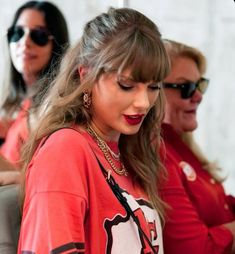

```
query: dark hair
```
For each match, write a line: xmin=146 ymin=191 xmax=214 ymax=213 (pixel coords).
xmin=2 ymin=1 xmax=69 ymax=117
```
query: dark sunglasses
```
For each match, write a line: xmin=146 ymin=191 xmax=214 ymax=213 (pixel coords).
xmin=7 ymin=26 xmax=53 ymax=46
xmin=163 ymin=77 xmax=209 ymax=99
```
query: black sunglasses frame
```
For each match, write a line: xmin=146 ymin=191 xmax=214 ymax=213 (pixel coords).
xmin=163 ymin=77 xmax=209 ymax=99
xmin=7 ymin=25 xmax=53 ymax=47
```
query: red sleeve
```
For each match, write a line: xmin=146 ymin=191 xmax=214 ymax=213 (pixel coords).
xmin=19 ymin=192 xmax=86 ymax=253
xmin=160 ymin=155 xmax=233 ymax=254
xmin=18 ymin=129 xmax=89 ymax=253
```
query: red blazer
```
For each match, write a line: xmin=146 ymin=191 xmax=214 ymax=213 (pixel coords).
xmin=160 ymin=123 xmax=235 ymax=254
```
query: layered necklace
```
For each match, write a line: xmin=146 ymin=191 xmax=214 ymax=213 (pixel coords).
xmin=86 ymin=124 xmax=128 ymax=176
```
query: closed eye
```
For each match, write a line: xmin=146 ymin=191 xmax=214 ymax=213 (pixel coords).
xmin=148 ymin=83 xmax=161 ymax=90
xmin=117 ymin=81 xmax=133 ymax=91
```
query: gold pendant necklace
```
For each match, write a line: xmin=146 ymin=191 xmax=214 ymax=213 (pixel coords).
xmin=86 ymin=124 xmax=128 ymax=176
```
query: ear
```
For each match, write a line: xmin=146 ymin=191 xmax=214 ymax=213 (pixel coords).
xmin=78 ymin=65 xmax=88 ymax=82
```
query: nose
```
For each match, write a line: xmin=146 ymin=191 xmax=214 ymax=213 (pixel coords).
xmin=191 ymin=89 xmax=202 ymax=103
xmin=133 ymin=88 xmax=150 ymax=111
xmin=19 ymin=30 xmax=32 ymax=47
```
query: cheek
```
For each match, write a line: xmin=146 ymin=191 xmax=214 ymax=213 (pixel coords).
xmin=93 ymin=84 xmax=127 ymax=108
xmin=165 ymin=90 xmax=184 ymax=111
xmin=9 ymin=44 xmax=17 ymax=63
xmin=149 ymin=92 xmax=159 ymax=107
xmin=165 ymin=97 xmax=185 ymax=118
xmin=38 ymin=45 xmax=53 ymax=65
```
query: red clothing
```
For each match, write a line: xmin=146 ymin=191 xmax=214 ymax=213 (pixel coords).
xmin=160 ymin=123 xmax=235 ymax=254
xmin=0 ymin=100 xmax=31 ymax=165
xmin=18 ymin=128 xmax=163 ymax=254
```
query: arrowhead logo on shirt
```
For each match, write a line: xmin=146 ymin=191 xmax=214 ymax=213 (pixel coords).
xmin=103 ymin=190 xmax=163 ymax=254
xmin=179 ymin=161 xmax=197 ymax=181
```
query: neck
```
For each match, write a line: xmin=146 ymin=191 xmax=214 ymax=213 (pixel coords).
xmin=23 ymin=73 xmax=38 ymax=87
xmin=86 ymin=123 xmax=127 ymax=176
xmin=89 ymin=121 xmax=120 ymax=142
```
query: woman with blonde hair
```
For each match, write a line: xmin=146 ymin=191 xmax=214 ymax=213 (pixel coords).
xmin=18 ymin=7 xmax=170 ymax=253
xmin=160 ymin=39 xmax=235 ymax=254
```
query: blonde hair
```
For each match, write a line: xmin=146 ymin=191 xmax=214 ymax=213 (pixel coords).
xmin=163 ymin=39 xmax=206 ymax=75
xmin=181 ymin=132 xmax=225 ymax=182
xmin=22 ymin=8 xmax=170 ymax=220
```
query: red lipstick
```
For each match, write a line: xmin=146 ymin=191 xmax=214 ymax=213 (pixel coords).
xmin=124 ymin=114 xmax=144 ymax=125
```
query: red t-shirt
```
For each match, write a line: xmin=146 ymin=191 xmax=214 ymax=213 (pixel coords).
xmin=160 ymin=123 xmax=235 ymax=254
xmin=18 ymin=127 xmax=163 ymax=254
xmin=0 ymin=99 xmax=31 ymax=166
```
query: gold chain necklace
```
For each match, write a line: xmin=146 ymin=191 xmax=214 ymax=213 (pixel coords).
xmin=86 ymin=124 xmax=128 ymax=176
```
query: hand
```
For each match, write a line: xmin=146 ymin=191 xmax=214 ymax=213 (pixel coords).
xmin=0 ymin=119 xmax=13 ymax=138
xmin=0 ymin=155 xmax=18 ymax=171
xmin=223 ymin=221 xmax=235 ymax=253
xmin=0 ymin=171 xmax=22 ymax=185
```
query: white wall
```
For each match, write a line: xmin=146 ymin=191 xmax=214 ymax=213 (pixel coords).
xmin=1 ymin=0 xmax=235 ymax=194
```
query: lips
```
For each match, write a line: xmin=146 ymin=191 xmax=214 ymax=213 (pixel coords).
xmin=21 ymin=54 xmax=37 ymax=60
xmin=17 ymin=51 xmax=37 ymax=60
xmin=123 ymin=114 xmax=144 ymax=125
xmin=186 ymin=109 xmax=196 ymax=114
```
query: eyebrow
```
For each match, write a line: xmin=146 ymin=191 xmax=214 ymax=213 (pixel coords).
xmin=118 ymin=75 xmax=133 ymax=81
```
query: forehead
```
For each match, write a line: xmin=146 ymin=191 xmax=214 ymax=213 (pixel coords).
xmin=165 ymin=56 xmax=200 ymax=82
xmin=16 ymin=9 xmax=46 ymax=28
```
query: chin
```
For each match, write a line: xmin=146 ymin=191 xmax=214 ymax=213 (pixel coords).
xmin=185 ymin=122 xmax=198 ymax=132
xmin=122 ymin=126 xmax=141 ymax=136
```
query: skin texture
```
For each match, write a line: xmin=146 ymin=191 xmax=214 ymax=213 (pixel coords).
xmin=163 ymin=56 xmax=202 ymax=134
xmin=9 ymin=9 xmax=53 ymax=86
xmin=90 ymin=70 xmax=160 ymax=141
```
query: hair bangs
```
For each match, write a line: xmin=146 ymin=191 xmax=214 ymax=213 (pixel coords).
xmin=99 ymin=27 xmax=170 ymax=83
xmin=116 ymin=29 xmax=170 ymax=83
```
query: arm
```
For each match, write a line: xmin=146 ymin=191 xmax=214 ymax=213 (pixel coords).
xmin=0 ymin=112 xmax=29 ymax=169
xmin=160 ymin=155 xmax=234 ymax=254
xmin=18 ymin=129 xmax=88 ymax=253
xmin=0 ymin=119 xmax=13 ymax=139
xmin=0 ymin=171 xmax=21 ymax=185
xmin=224 ymin=222 xmax=235 ymax=253
xmin=0 ymin=155 xmax=18 ymax=171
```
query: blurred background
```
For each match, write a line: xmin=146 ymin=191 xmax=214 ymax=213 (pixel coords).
xmin=1 ymin=0 xmax=235 ymax=194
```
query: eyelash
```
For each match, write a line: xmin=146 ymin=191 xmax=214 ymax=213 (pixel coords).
xmin=117 ymin=81 xmax=161 ymax=91
xmin=117 ymin=81 xmax=133 ymax=91
xmin=149 ymin=85 xmax=161 ymax=90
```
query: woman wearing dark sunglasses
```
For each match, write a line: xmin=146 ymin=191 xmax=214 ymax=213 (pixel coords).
xmin=0 ymin=1 xmax=69 ymax=253
xmin=0 ymin=0 xmax=69 ymax=144
xmin=160 ymin=39 xmax=235 ymax=254
xmin=0 ymin=0 xmax=69 ymax=172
